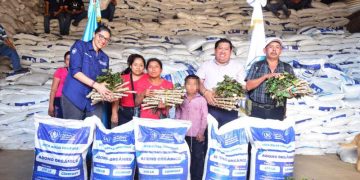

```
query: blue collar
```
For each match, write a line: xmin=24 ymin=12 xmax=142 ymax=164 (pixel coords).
xmin=85 ymin=40 xmax=95 ymax=52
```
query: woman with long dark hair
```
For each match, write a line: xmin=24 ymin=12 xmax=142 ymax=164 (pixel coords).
xmin=135 ymin=58 xmax=174 ymax=119
xmin=111 ymin=54 xmax=147 ymax=125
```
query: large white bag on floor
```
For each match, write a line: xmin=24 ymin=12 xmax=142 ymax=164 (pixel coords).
xmin=248 ymin=118 xmax=295 ymax=180
xmin=337 ymin=147 xmax=357 ymax=164
xmin=203 ymin=115 xmax=249 ymax=180
xmin=91 ymin=120 xmax=136 ymax=180
xmin=32 ymin=114 xmax=96 ymax=180
xmin=134 ymin=117 xmax=191 ymax=180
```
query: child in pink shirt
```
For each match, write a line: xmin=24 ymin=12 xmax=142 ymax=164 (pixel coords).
xmin=48 ymin=51 xmax=69 ymax=118
xmin=175 ymin=74 xmax=208 ymax=180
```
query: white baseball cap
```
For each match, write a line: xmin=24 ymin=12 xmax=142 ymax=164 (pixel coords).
xmin=264 ymin=37 xmax=283 ymax=48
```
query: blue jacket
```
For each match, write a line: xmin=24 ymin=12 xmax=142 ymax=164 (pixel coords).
xmin=62 ymin=40 xmax=109 ymax=111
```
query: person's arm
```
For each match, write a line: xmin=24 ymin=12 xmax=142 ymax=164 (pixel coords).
xmin=111 ymin=101 xmax=119 ymax=124
xmin=4 ymin=38 xmax=16 ymax=50
xmin=196 ymin=99 xmax=208 ymax=142
xmin=246 ymin=73 xmax=280 ymax=91
xmin=54 ymin=2 xmax=64 ymax=16
xmin=159 ymin=82 xmax=174 ymax=116
xmin=63 ymin=1 xmax=72 ymax=14
xmin=74 ymin=1 xmax=85 ymax=14
xmin=175 ymin=106 xmax=181 ymax=119
xmin=135 ymin=89 xmax=152 ymax=106
xmin=73 ymin=72 xmax=112 ymax=100
xmin=236 ymin=64 xmax=247 ymax=89
xmin=44 ymin=1 xmax=50 ymax=16
xmin=200 ymin=80 xmax=216 ymax=106
xmin=48 ymin=77 xmax=61 ymax=117
xmin=70 ymin=41 xmax=112 ymax=100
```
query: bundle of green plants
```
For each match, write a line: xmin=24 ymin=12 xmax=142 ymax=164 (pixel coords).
xmin=266 ymin=72 xmax=312 ymax=106
xmin=214 ymin=75 xmax=245 ymax=111
xmin=87 ymin=69 xmax=135 ymax=105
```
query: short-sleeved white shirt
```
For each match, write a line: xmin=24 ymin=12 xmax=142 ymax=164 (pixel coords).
xmin=196 ymin=59 xmax=245 ymax=90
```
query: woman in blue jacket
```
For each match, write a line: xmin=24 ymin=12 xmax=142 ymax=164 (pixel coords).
xmin=62 ymin=25 xmax=113 ymax=120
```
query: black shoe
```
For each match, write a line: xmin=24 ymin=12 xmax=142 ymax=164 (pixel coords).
xmin=72 ymin=21 xmax=79 ymax=26
xmin=6 ymin=68 xmax=29 ymax=77
xmin=13 ymin=68 xmax=30 ymax=75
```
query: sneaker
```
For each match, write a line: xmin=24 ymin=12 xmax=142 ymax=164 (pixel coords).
xmin=13 ymin=68 xmax=30 ymax=75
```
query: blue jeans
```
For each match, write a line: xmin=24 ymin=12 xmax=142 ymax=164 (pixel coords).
xmin=101 ymin=3 xmax=116 ymax=21
xmin=0 ymin=44 xmax=21 ymax=71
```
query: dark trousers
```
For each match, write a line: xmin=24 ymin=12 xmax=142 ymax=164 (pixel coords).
xmin=54 ymin=97 xmax=63 ymax=118
xmin=117 ymin=106 xmax=135 ymax=126
xmin=0 ymin=44 xmax=21 ymax=71
xmin=101 ymin=3 xmax=116 ymax=22
xmin=185 ymin=136 xmax=205 ymax=180
xmin=64 ymin=11 xmax=87 ymax=34
xmin=44 ymin=13 xmax=66 ymax=35
xmin=208 ymin=105 xmax=238 ymax=127
xmin=61 ymin=95 xmax=103 ymax=120
xmin=250 ymin=102 xmax=286 ymax=120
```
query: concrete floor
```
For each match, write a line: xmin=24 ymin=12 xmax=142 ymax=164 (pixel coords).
xmin=0 ymin=150 xmax=359 ymax=180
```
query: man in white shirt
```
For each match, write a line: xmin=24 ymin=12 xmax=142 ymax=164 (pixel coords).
xmin=196 ymin=38 xmax=245 ymax=127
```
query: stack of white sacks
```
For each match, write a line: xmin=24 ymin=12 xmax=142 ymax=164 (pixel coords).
xmin=1 ymin=29 xmax=360 ymax=154
xmin=32 ymin=1 xmax=351 ymax=37
xmin=0 ymin=0 xmax=40 ymax=37
xmin=0 ymin=0 xmax=360 ymax=156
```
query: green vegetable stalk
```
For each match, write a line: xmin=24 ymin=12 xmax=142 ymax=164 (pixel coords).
xmin=266 ymin=72 xmax=312 ymax=106
xmin=214 ymin=75 xmax=245 ymax=111
xmin=215 ymin=75 xmax=245 ymax=98
xmin=86 ymin=69 xmax=135 ymax=105
xmin=96 ymin=69 xmax=123 ymax=91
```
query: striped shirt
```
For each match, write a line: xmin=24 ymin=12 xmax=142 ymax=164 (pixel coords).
xmin=0 ymin=24 xmax=7 ymax=45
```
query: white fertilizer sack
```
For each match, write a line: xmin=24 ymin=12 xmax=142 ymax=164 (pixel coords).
xmin=337 ymin=147 xmax=357 ymax=164
xmin=203 ymin=115 xmax=249 ymax=180
xmin=134 ymin=117 xmax=191 ymax=180
xmin=32 ymin=115 xmax=96 ymax=180
xmin=248 ymin=118 xmax=295 ymax=180
xmin=91 ymin=120 xmax=135 ymax=180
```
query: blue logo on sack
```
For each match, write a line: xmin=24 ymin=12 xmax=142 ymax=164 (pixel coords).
xmin=49 ymin=130 xmax=60 ymax=142
xmin=263 ymin=131 xmax=272 ymax=140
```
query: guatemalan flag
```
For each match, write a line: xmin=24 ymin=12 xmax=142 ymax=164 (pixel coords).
xmin=246 ymin=0 xmax=267 ymax=73
xmin=82 ymin=0 xmax=101 ymax=42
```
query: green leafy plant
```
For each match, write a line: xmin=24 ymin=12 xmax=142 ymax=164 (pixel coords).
xmin=96 ymin=69 xmax=122 ymax=91
xmin=266 ymin=72 xmax=312 ymax=106
xmin=215 ymin=75 xmax=245 ymax=98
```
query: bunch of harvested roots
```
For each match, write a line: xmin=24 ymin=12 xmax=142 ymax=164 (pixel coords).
xmin=214 ymin=75 xmax=245 ymax=111
xmin=142 ymin=89 xmax=185 ymax=110
xmin=266 ymin=72 xmax=313 ymax=106
xmin=86 ymin=69 xmax=136 ymax=105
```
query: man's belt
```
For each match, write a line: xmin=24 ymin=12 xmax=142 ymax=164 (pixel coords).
xmin=251 ymin=101 xmax=277 ymax=109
